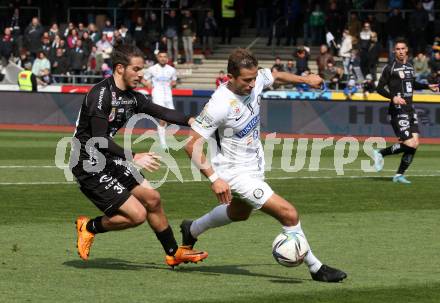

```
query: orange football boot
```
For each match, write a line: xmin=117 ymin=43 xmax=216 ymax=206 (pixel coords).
xmin=165 ymin=245 xmax=208 ymax=268
xmin=75 ymin=216 xmax=95 ymax=261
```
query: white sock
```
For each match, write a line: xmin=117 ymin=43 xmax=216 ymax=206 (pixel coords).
xmin=283 ymin=221 xmax=323 ymax=274
xmin=157 ymin=125 xmax=166 ymax=147
xmin=190 ymin=204 xmax=232 ymax=238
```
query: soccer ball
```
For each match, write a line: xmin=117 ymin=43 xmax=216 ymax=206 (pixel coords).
xmin=272 ymin=232 xmax=310 ymax=267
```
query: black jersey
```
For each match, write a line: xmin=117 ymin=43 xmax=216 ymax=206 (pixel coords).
xmin=72 ymin=76 xmax=189 ymax=166
xmin=377 ymin=60 xmax=428 ymax=111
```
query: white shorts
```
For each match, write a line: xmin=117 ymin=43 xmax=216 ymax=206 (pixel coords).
xmin=222 ymin=173 xmax=274 ymax=209
xmin=153 ymin=98 xmax=175 ymax=110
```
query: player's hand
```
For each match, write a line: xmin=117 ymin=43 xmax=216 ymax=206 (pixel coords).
xmin=133 ymin=152 xmax=161 ymax=172
xmin=392 ymin=95 xmax=406 ymax=105
xmin=304 ymin=74 xmax=323 ymax=88
xmin=211 ymin=178 xmax=232 ymax=204
xmin=428 ymin=84 xmax=439 ymax=92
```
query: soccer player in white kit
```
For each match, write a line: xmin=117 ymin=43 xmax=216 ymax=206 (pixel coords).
xmin=182 ymin=48 xmax=347 ymax=282
xmin=142 ymin=50 xmax=177 ymax=149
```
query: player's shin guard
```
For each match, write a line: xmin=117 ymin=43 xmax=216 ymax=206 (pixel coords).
xmin=283 ymin=222 xmax=323 ymax=274
xmin=190 ymin=204 xmax=232 ymax=238
xmin=380 ymin=143 xmax=405 ymax=157
xmin=397 ymin=146 xmax=416 ymax=175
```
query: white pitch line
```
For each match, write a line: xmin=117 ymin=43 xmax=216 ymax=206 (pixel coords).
xmin=1 ymin=165 xmax=439 ymax=174
xmin=1 ymin=174 xmax=439 ymax=185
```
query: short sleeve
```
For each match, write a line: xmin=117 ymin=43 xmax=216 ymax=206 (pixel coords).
xmin=191 ymin=98 xmax=229 ymax=139
xmin=258 ymin=68 xmax=274 ymax=89
xmin=143 ymin=67 xmax=153 ymax=81
xmin=171 ymin=67 xmax=177 ymax=81
xmin=84 ymin=86 xmax=111 ymax=119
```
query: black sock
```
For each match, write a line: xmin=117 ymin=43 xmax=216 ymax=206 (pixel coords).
xmin=380 ymin=143 xmax=405 ymax=156
xmin=397 ymin=146 xmax=417 ymax=175
xmin=86 ymin=216 xmax=107 ymax=234
xmin=155 ymin=225 xmax=178 ymax=256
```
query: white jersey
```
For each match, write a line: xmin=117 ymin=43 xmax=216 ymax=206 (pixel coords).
xmin=144 ymin=63 xmax=177 ymax=104
xmin=192 ymin=68 xmax=274 ymax=177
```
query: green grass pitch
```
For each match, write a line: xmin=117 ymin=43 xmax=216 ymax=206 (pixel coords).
xmin=0 ymin=130 xmax=439 ymax=302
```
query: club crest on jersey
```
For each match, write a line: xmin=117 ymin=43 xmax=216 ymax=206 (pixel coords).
xmin=108 ymin=108 xmax=116 ymax=122
xmin=229 ymin=99 xmax=241 ymax=114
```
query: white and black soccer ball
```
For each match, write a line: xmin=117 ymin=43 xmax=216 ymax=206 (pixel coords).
xmin=272 ymin=232 xmax=310 ymax=267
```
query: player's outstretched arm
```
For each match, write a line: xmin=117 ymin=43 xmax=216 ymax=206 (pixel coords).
xmin=184 ymin=130 xmax=232 ymax=204
xmin=138 ymin=96 xmax=191 ymax=126
xmin=271 ymin=71 xmax=323 ymax=88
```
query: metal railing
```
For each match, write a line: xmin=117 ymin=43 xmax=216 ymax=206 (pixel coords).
xmin=67 ymin=7 xmax=211 ymax=30
xmin=348 ymin=9 xmax=440 ymax=23
xmin=51 ymin=74 xmax=102 ymax=85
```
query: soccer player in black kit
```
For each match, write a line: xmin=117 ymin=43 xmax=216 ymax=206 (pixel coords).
xmin=70 ymin=44 xmax=208 ymax=266
xmin=374 ymin=38 xmax=438 ymax=183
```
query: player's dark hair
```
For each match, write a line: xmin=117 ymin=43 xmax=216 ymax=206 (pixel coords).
xmin=394 ymin=37 xmax=408 ymax=47
xmin=111 ymin=44 xmax=144 ymax=71
xmin=227 ymin=48 xmax=258 ymax=78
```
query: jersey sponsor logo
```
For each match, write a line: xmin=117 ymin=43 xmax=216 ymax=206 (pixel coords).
xmin=253 ymin=188 xmax=264 ymax=199
xmin=236 ymin=115 xmax=260 ymax=138
xmin=98 ymin=87 xmax=106 ymax=110
xmin=398 ymin=120 xmax=410 ymax=127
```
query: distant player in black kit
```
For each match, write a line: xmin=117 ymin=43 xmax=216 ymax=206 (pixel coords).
xmin=70 ymin=44 xmax=208 ymax=266
xmin=374 ymin=38 xmax=438 ymax=183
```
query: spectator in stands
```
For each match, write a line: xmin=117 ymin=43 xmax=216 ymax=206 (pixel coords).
xmin=322 ymin=61 xmax=342 ymax=89
xmin=215 ymin=70 xmax=229 ymax=87
xmin=220 ymin=0 xmax=236 ymax=44
xmin=432 ymin=36 xmax=440 ymax=54
xmin=359 ymin=22 xmax=372 ymax=73
xmin=69 ymin=39 xmax=88 ymax=84
xmin=202 ymin=10 xmax=217 ymax=55
xmin=41 ymin=32 xmax=51 ymax=57
xmin=117 ymin=24 xmax=133 ymax=45
xmin=348 ymin=12 xmax=361 ymax=47
xmin=9 ymin=8 xmax=23 ymax=47
xmin=81 ymin=31 xmax=93 ymax=56
xmin=102 ymin=19 xmax=115 ymax=40
xmin=284 ymin=0 xmax=301 ymax=46
xmin=386 ymin=9 xmax=405 ymax=59
xmin=338 ymin=29 xmax=352 ymax=77
xmin=16 ymin=49 xmax=31 ymax=69
xmin=344 ymin=78 xmax=358 ymax=100
xmin=96 ymin=34 xmax=113 ymax=64
xmin=164 ymin=10 xmax=180 ymax=64
xmin=266 ymin=0 xmax=284 ymax=46
xmin=429 ymin=51 xmax=440 ymax=74
xmin=66 ymin=28 xmax=79 ymax=49
xmin=414 ymin=52 xmax=430 ymax=83
xmin=48 ymin=23 xmax=59 ymax=41
xmin=326 ymin=1 xmax=344 ymax=41
xmin=32 ymin=51 xmax=51 ymax=82
xmin=24 ymin=17 xmax=44 ymax=58
xmin=316 ymin=44 xmax=334 ymax=77
xmin=296 ymin=69 xmax=311 ymax=92
xmin=362 ymin=74 xmax=376 ymax=98
xmin=88 ymin=23 xmax=101 ymax=44
xmin=63 ymin=22 xmax=75 ymax=39
xmin=50 ymin=47 xmax=69 ymax=83
xmin=272 ymin=56 xmax=284 ymax=72
xmin=86 ymin=45 xmax=100 ymax=83
xmin=101 ymin=62 xmax=112 ymax=78
xmin=409 ymin=1 xmax=429 ymax=56
xmin=349 ymin=49 xmax=363 ymax=80
xmin=133 ymin=16 xmax=147 ymax=50
xmin=181 ymin=9 xmax=197 ymax=64
xmin=367 ymin=31 xmax=381 ymax=80
xmin=255 ymin=0 xmax=269 ymax=36
xmin=0 ymin=27 xmax=15 ymax=66
xmin=18 ymin=61 xmax=37 ymax=91
xmin=285 ymin=59 xmax=295 ymax=74
xmin=295 ymin=47 xmax=309 ymax=76
xmin=146 ymin=13 xmax=161 ymax=51
xmin=50 ymin=34 xmax=62 ymax=54
xmin=309 ymin=4 xmax=325 ymax=45
xmin=77 ymin=23 xmax=87 ymax=38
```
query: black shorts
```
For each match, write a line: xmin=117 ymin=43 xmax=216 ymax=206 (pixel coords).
xmin=72 ymin=158 xmax=143 ymax=216
xmin=389 ymin=108 xmax=419 ymax=141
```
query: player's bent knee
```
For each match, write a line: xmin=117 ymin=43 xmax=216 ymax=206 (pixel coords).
xmin=129 ymin=208 xmax=147 ymax=226
xmin=145 ymin=190 xmax=162 ymax=211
